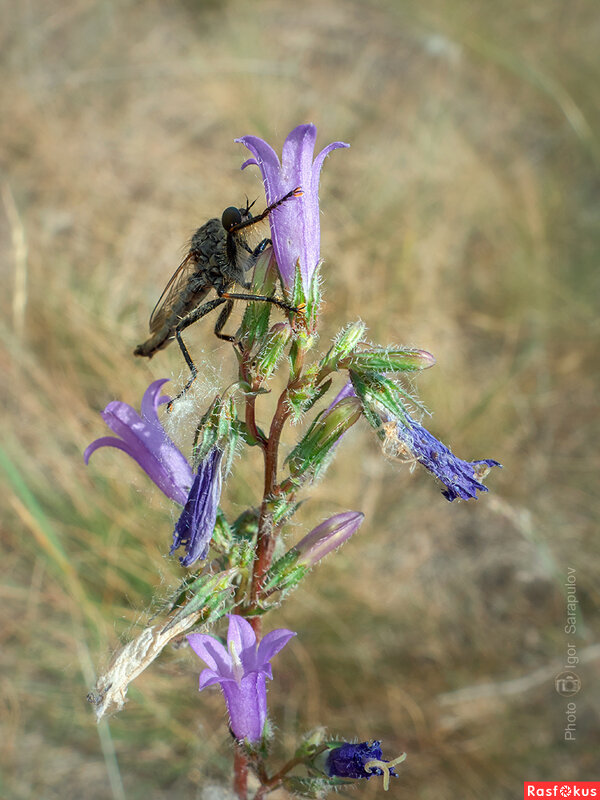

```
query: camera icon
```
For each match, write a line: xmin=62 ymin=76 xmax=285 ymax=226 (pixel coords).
xmin=555 ymin=671 xmax=581 ymax=697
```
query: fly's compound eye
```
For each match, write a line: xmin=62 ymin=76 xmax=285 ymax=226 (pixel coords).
xmin=221 ymin=206 xmax=243 ymax=231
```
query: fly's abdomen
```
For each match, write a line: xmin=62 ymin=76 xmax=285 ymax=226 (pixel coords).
xmin=134 ymin=284 xmax=211 ymax=358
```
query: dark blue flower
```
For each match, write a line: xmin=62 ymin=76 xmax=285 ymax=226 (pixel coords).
xmin=326 ymin=741 xmax=405 ymax=790
xmin=394 ymin=415 xmax=501 ymax=501
xmin=170 ymin=448 xmax=223 ymax=567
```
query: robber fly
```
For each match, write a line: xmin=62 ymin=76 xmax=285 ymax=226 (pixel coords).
xmin=134 ymin=186 xmax=303 ymax=396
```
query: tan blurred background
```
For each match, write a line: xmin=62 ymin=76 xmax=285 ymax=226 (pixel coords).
xmin=1 ymin=0 xmax=599 ymax=797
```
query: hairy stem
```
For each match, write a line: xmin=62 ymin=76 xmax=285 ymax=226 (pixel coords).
xmin=233 ymin=747 xmax=248 ymax=800
xmin=249 ymin=341 xmax=307 ymax=627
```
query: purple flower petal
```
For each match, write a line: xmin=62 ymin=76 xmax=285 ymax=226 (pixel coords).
xmin=84 ymin=379 xmax=193 ymax=505
xmin=187 ymin=632 xmax=231 ymax=675
xmin=397 ymin=416 xmax=501 ymax=501
xmin=326 ymin=741 xmax=399 ymax=781
xmin=140 ymin=378 xmax=171 ymax=424
xmin=256 ymin=629 xmax=297 ymax=666
xmin=84 ymin=436 xmax=135 ymax=464
xmin=170 ymin=448 xmax=223 ymax=567
xmin=227 ymin=615 xmax=258 ymax=671
xmin=294 ymin=511 xmax=364 ymax=567
xmin=198 ymin=669 xmax=226 ymax=691
xmin=187 ymin=614 xmax=295 ymax=743
xmin=237 ymin=124 xmax=348 ymax=292
xmin=221 ymin=672 xmax=267 ymax=742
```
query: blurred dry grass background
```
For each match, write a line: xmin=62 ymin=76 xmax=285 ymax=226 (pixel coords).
xmin=1 ymin=0 xmax=599 ymax=797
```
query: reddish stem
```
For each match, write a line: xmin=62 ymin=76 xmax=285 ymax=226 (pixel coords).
xmin=233 ymin=747 xmax=248 ymax=799
xmin=249 ymin=343 xmax=306 ymax=620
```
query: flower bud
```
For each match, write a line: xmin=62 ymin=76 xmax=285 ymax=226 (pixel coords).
xmin=262 ymin=511 xmax=363 ymax=595
xmin=295 ymin=511 xmax=364 ymax=567
xmin=342 ymin=347 xmax=435 ymax=373
xmin=287 ymin=396 xmax=363 ymax=479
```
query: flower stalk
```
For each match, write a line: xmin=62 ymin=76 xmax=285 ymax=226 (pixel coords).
xmin=84 ymin=123 xmax=501 ymax=799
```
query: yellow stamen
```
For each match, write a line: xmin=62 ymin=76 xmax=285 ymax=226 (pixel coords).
xmin=364 ymin=753 xmax=406 ymax=791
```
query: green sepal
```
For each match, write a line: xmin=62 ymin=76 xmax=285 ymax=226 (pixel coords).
xmin=286 ymin=396 xmax=362 ymax=479
xmin=349 ymin=370 xmax=410 ymax=428
xmin=288 ymin=336 xmax=304 ymax=379
xmin=301 ymin=378 xmax=332 ymax=414
xmin=270 ymin=495 xmax=303 ymax=526
xmin=240 ymin=251 xmax=278 ymax=348
xmin=210 ymin=508 xmax=233 ymax=553
xmin=192 ymin=395 xmax=237 ymax=464
xmin=238 ymin=380 xmax=271 ymax=397
xmin=162 ymin=568 xmax=238 ymax=633
xmin=233 ymin=419 xmax=268 ymax=448
xmin=342 ymin=347 xmax=435 ymax=373
xmin=293 ymin=728 xmax=327 ymax=760
xmin=319 ymin=320 xmax=367 ymax=373
xmin=229 ymin=509 xmax=259 ymax=568
xmin=261 ymin=549 xmax=307 ymax=594
xmin=305 ymin=261 xmax=323 ymax=324
xmin=254 ymin=322 xmax=292 ymax=382
xmin=290 ymin=258 xmax=306 ymax=311
xmin=286 ymin=371 xmax=331 ymax=422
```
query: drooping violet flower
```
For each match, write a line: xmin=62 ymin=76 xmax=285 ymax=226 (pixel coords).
xmin=236 ymin=124 xmax=349 ymax=293
xmin=325 ymin=741 xmax=406 ymax=791
xmin=295 ymin=511 xmax=364 ymax=567
xmin=391 ymin=415 xmax=501 ymax=502
xmin=84 ymin=379 xmax=192 ymax=505
xmin=187 ymin=615 xmax=296 ymax=743
xmin=170 ymin=448 xmax=223 ymax=567
xmin=335 ymin=380 xmax=501 ymax=500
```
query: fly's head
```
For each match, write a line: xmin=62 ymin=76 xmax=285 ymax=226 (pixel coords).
xmin=221 ymin=196 xmax=257 ymax=233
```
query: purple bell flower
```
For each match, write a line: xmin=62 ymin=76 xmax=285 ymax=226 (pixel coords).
xmin=236 ymin=124 xmax=349 ymax=293
xmin=392 ymin=415 xmax=501 ymax=501
xmin=187 ymin=615 xmax=296 ymax=743
xmin=326 ymin=741 xmax=405 ymax=790
xmin=84 ymin=379 xmax=193 ymax=506
xmin=170 ymin=448 xmax=223 ymax=567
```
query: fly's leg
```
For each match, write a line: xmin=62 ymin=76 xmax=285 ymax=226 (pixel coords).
xmin=230 ymin=187 xmax=303 ymax=235
xmin=167 ymin=297 xmax=228 ymax=409
xmin=238 ymin=237 xmax=271 ymax=270
xmin=219 ymin=290 xmax=302 ymax=315
xmin=213 ymin=299 xmax=236 ymax=342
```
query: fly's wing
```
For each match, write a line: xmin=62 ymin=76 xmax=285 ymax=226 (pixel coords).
xmin=148 ymin=252 xmax=202 ymax=334
xmin=230 ymin=215 xmax=272 ymax=275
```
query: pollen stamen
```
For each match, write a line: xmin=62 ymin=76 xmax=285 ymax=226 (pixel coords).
xmin=228 ymin=640 xmax=244 ymax=684
xmin=364 ymin=753 xmax=406 ymax=791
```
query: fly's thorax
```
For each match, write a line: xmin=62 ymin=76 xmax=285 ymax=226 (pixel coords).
xmin=190 ymin=218 xmax=227 ymax=258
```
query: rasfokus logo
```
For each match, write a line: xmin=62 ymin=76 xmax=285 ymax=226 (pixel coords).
xmin=524 ymin=783 xmax=600 ymax=798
